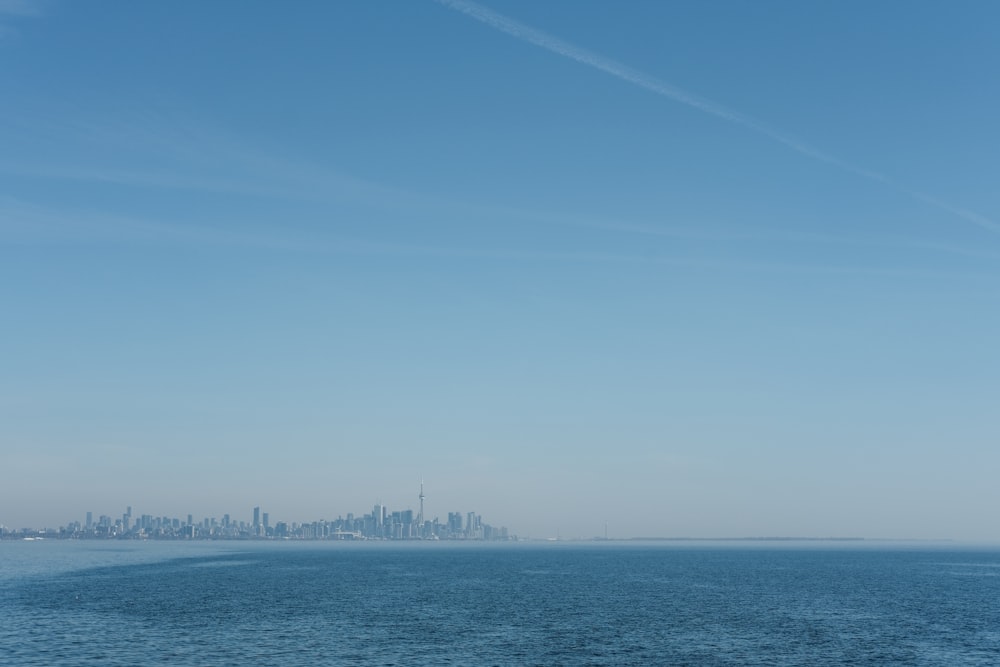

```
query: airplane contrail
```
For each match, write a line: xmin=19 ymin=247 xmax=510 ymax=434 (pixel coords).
xmin=436 ymin=0 xmax=999 ymax=234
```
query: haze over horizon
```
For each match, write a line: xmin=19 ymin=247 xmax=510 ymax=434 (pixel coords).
xmin=3 ymin=1 xmax=999 ymax=540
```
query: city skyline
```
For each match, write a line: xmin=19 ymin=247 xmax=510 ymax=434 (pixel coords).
xmin=1 ymin=481 xmax=513 ymax=541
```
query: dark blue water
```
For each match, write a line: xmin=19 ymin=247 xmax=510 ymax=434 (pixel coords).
xmin=2 ymin=541 xmax=999 ymax=665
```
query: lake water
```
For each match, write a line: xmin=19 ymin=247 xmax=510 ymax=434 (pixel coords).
xmin=1 ymin=540 xmax=998 ymax=665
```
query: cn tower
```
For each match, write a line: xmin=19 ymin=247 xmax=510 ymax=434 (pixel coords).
xmin=418 ymin=479 xmax=425 ymax=531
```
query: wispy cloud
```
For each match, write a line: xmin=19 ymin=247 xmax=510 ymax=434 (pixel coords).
xmin=3 ymin=194 xmax=995 ymax=281
xmin=3 ymin=109 xmax=996 ymax=276
xmin=2 ymin=106 xmax=503 ymax=213
xmin=501 ymin=204 xmax=1000 ymax=268
xmin=0 ymin=0 xmax=42 ymax=17
xmin=435 ymin=0 xmax=999 ymax=234
xmin=0 ymin=0 xmax=42 ymax=41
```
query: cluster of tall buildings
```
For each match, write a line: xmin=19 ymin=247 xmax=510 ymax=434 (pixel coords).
xmin=1 ymin=484 xmax=514 ymax=541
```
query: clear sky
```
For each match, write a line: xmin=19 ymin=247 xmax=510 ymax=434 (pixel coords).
xmin=2 ymin=1 xmax=999 ymax=539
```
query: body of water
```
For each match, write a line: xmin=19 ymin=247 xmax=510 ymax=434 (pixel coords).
xmin=1 ymin=540 xmax=998 ymax=665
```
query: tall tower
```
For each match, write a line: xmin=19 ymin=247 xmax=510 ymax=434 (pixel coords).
xmin=418 ymin=479 xmax=425 ymax=535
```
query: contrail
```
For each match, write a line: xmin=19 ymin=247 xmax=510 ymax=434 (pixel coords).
xmin=436 ymin=0 xmax=999 ymax=234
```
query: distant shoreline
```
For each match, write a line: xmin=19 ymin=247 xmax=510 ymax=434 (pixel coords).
xmin=541 ymin=536 xmax=957 ymax=543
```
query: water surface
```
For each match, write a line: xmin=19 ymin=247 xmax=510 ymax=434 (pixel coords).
xmin=2 ymin=541 xmax=998 ymax=665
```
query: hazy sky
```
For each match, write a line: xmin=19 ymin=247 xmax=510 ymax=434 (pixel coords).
xmin=2 ymin=1 xmax=999 ymax=539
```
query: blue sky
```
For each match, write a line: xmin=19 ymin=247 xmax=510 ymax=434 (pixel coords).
xmin=2 ymin=0 xmax=999 ymax=539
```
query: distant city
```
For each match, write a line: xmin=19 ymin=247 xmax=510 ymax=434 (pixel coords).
xmin=1 ymin=482 xmax=515 ymax=541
